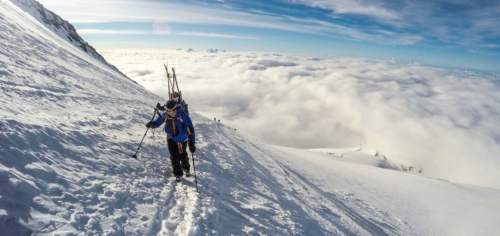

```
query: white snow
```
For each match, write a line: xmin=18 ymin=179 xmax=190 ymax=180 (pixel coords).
xmin=1 ymin=0 xmax=500 ymax=235
xmin=0 ymin=0 xmax=167 ymax=234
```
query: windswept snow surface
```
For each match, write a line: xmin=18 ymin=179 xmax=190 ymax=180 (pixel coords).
xmin=0 ymin=1 xmax=167 ymax=234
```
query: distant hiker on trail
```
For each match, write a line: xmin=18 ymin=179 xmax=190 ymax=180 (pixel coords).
xmin=146 ymin=99 xmax=196 ymax=182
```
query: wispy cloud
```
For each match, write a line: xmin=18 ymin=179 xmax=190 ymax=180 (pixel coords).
xmin=78 ymin=29 xmax=169 ymax=35
xmin=293 ymin=0 xmax=500 ymax=50
xmin=176 ymin=31 xmax=258 ymax=40
xmin=38 ymin=0 xmax=281 ymax=26
xmin=292 ymin=0 xmax=400 ymax=21
xmin=77 ymin=28 xmax=258 ymax=40
xmin=37 ymin=0 xmax=419 ymax=45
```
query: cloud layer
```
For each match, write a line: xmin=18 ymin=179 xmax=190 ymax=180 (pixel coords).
xmin=78 ymin=28 xmax=257 ymax=40
xmin=102 ymin=48 xmax=500 ymax=188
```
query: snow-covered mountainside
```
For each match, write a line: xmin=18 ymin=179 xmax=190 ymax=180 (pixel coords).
xmin=10 ymin=0 xmax=129 ymax=79
xmin=0 ymin=0 xmax=165 ymax=234
xmin=1 ymin=0 xmax=500 ymax=235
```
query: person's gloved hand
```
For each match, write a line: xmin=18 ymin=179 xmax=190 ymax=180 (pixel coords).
xmin=145 ymin=121 xmax=153 ymax=128
xmin=189 ymin=142 xmax=196 ymax=153
xmin=156 ymin=102 xmax=165 ymax=111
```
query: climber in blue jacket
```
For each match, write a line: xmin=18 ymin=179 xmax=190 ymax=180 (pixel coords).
xmin=146 ymin=99 xmax=196 ymax=181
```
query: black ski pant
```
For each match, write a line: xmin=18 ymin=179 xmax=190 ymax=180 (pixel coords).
xmin=167 ymin=139 xmax=190 ymax=177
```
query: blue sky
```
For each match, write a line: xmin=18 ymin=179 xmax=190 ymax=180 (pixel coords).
xmin=38 ymin=0 xmax=500 ymax=72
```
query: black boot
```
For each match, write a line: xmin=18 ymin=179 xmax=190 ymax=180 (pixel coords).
xmin=184 ymin=169 xmax=192 ymax=177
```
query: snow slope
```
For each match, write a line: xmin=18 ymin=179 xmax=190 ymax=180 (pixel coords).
xmin=0 ymin=0 xmax=168 ymax=234
xmin=1 ymin=1 xmax=500 ymax=235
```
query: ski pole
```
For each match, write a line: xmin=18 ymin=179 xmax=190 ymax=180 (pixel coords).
xmin=132 ymin=108 xmax=158 ymax=159
xmin=191 ymin=152 xmax=199 ymax=193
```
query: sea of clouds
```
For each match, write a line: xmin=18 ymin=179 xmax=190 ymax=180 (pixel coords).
xmin=102 ymin=48 xmax=500 ymax=188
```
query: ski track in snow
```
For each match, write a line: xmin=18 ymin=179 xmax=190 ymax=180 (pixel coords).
xmin=147 ymin=178 xmax=200 ymax=236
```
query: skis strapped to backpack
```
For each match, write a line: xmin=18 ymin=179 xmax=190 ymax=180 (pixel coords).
xmin=163 ymin=64 xmax=182 ymax=101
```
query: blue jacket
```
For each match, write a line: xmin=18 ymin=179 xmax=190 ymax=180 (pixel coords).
xmin=151 ymin=107 xmax=195 ymax=144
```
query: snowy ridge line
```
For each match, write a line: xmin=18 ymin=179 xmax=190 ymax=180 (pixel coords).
xmin=0 ymin=3 xmax=143 ymax=100
xmin=9 ymin=0 xmax=131 ymax=80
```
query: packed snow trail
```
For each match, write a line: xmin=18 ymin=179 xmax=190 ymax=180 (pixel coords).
xmin=145 ymin=166 xmax=200 ymax=236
